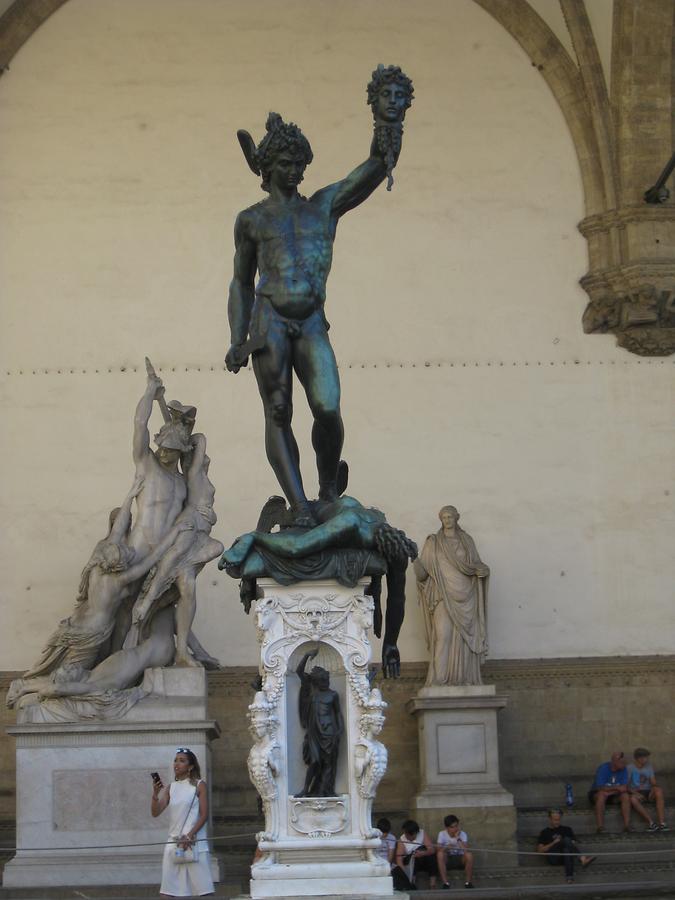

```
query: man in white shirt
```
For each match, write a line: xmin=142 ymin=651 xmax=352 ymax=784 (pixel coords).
xmin=436 ymin=814 xmax=475 ymax=889
xmin=395 ymin=819 xmax=438 ymax=889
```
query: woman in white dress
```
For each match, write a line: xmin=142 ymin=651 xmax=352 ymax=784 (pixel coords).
xmin=151 ymin=748 xmax=215 ymax=897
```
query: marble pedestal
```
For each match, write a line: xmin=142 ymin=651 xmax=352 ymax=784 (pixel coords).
xmin=247 ymin=579 xmax=393 ymax=899
xmin=3 ymin=667 xmax=220 ymax=888
xmin=407 ymin=685 xmax=516 ymax=861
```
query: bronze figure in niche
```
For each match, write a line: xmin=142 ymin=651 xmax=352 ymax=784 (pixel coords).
xmin=295 ymin=648 xmax=343 ymax=797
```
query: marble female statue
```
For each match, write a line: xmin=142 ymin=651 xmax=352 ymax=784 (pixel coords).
xmin=128 ymin=432 xmax=224 ymax=666
xmin=414 ymin=506 xmax=489 ymax=686
xmin=35 ymin=605 xmax=177 ymax=701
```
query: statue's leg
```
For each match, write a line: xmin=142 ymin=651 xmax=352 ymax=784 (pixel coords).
xmin=298 ymin=761 xmax=320 ymax=797
xmin=433 ymin=605 xmax=453 ymax=684
xmin=174 ymin=570 xmax=199 ymax=667
xmin=293 ymin=318 xmax=343 ymax=502
xmin=253 ymin=328 xmax=313 ymax=521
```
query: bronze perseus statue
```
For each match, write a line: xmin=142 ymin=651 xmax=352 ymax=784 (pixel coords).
xmin=225 ymin=65 xmax=413 ymax=527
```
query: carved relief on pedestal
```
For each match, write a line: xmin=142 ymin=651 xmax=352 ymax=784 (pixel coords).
xmin=247 ymin=691 xmax=282 ymax=842
xmin=354 ymin=688 xmax=388 ymax=840
xmin=289 ymin=796 xmax=348 ymax=837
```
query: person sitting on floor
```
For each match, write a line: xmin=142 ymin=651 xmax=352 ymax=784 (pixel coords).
xmin=588 ymin=750 xmax=631 ymax=833
xmin=536 ymin=807 xmax=596 ymax=884
xmin=436 ymin=814 xmax=475 ymax=889
xmin=627 ymin=747 xmax=669 ymax=832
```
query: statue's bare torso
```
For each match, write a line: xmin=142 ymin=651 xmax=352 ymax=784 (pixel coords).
xmin=245 ymin=193 xmax=337 ymax=317
xmin=130 ymin=453 xmax=186 ymax=558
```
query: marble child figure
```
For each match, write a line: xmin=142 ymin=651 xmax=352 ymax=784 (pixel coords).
xmin=225 ymin=65 xmax=413 ymax=526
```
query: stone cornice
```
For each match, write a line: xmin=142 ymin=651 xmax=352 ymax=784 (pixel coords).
xmin=579 ymin=204 xmax=675 ymax=236
xmin=3 ymin=655 xmax=674 ymax=698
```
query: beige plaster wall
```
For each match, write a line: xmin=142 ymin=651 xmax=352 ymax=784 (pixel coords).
xmin=1 ymin=0 xmax=673 ymax=670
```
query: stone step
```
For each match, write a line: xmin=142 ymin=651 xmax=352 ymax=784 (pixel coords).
xmin=516 ymin=804 xmax=675 ymax=835
xmin=413 ymin=860 xmax=675 ymax=892
xmin=1 ymin=868 xmax=675 ymax=900
xmin=0 ymin=884 xmax=246 ymax=899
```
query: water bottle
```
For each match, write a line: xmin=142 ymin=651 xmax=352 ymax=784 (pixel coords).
xmin=565 ymin=783 xmax=574 ymax=808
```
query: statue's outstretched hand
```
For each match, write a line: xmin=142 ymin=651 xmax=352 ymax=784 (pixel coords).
xmin=382 ymin=642 xmax=400 ymax=679
xmin=146 ymin=370 xmax=164 ymax=398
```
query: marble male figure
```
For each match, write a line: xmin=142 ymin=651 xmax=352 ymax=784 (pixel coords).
xmin=226 ymin=66 xmax=413 ymax=526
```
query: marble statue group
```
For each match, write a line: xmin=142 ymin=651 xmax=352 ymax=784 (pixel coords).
xmin=7 ymin=360 xmax=223 ymax=721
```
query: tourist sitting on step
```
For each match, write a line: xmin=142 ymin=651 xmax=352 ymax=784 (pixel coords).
xmin=627 ymin=747 xmax=670 ymax=832
xmin=436 ymin=814 xmax=475 ymax=889
xmin=588 ymin=750 xmax=631 ymax=833
xmin=373 ymin=817 xmax=397 ymax=869
xmin=393 ymin=819 xmax=438 ymax=890
xmin=536 ymin=808 xmax=596 ymax=884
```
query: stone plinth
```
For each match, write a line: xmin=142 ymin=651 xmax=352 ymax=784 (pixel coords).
xmin=407 ymin=684 xmax=516 ymax=862
xmin=247 ymin=579 xmax=393 ymax=898
xmin=3 ymin=667 xmax=220 ymax=887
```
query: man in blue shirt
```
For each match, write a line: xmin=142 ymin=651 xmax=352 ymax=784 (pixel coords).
xmin=589 ymin=750 xmax=630 ymax=833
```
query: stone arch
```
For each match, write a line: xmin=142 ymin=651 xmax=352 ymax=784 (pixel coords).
xmin=473 ymin=0 xmax=608 ymax=218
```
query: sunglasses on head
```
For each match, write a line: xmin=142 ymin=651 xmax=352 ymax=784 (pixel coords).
xmin=175 ymin=748 xmax=191 ymax=754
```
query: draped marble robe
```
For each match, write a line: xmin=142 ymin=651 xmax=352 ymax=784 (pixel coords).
xmin=416 ymin=526 xmax=489 ymax=686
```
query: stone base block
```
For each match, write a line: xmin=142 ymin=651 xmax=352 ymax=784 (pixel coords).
xmin=2 ymin=849 xmax=220 ymax=888
xmin=4 ymin=667 xmax=220 ymax=888
xmin=237 ymin=894 xmax=402 ymax=900
xmin=407 ymin=683 xmax=516 ymax=866
xmin=249 ymin=870 xmax=394 ymax=898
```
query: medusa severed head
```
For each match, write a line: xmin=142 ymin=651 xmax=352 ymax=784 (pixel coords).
xmin=367 ymin=64 xmax=414 ymax=124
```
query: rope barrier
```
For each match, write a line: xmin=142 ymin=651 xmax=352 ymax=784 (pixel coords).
xmin=0 ymin=833 xmax=672 ymax=857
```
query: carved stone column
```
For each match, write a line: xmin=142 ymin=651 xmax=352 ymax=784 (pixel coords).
xmin=246 ymin=578 xmax=394 ymax=899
